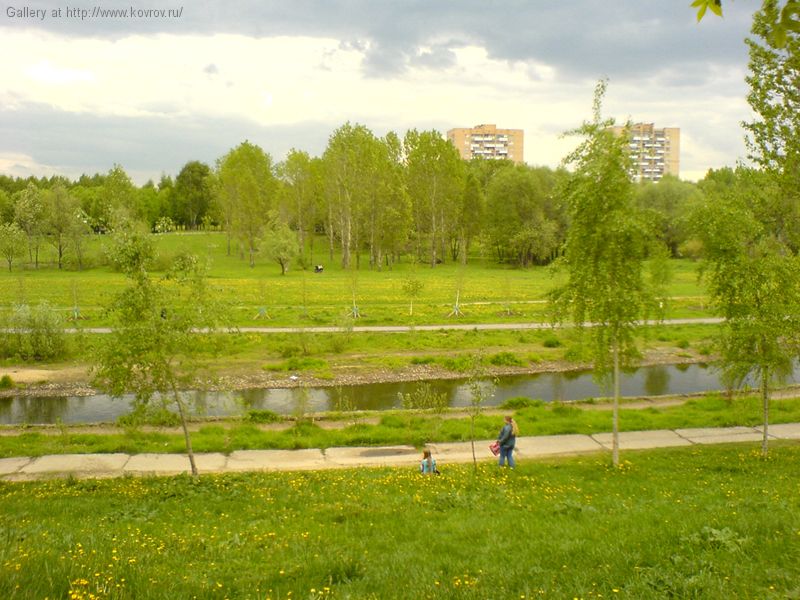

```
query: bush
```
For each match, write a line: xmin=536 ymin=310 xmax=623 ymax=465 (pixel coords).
xmin=488 ymin=352 xmax=525 ymax=367
xmin=117 ymin=405 xmax=181 ymax=427
xmin=438 ymin=355 xmax=475 ymax=372
xmin=410 ymin=356 xmax=435 ymax=365
xmin=278 ymin=344 xmax=303 ymax=359
xmin=7 ymin=303 xmax=67 ymax=361
xmin=542 ymin=335 xmax=562 ymax=348
xmin=0 ymin=374 xmax=13 ymax=389
xmin=286 ymin=357 xmax=328 ymax=371
xmin=398 ymin=383 xmax=449 ymax=412
xmin=500 ymin=396 xmax=542 ymax=410
xmin=245 ymin=409 xmax=282 ymax=424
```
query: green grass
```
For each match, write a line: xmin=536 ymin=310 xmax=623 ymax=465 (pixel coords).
xmin=2 ymin=393 xmax=799 ymax=458
xmin=1 ymin=443 xmax=799 ymax=598
xmin=0 ymin=232 xmax=711 ymax=328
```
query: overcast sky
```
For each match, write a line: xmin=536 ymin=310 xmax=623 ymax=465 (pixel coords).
xmin=0 ymin=1 xmax=760 ymax=184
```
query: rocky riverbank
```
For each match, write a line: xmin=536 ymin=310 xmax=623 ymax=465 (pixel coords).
xmin=0 ymin=348 xmax=705 ymax=399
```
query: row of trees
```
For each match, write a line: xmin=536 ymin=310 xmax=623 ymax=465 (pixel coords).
xmin=0 ymin=145 xmax=750 ymax=275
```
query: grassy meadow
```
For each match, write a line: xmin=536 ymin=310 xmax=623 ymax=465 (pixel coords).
xmin=2 ymin=443 xmax=799 ymax=599
xmin=0 ymin=232 xmax=718 ymax=381
xmin=0 ymin=232 xmax=710 ymax=328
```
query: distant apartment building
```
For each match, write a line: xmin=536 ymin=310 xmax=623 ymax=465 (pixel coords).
xmin=446 ymin=124 xmax=524 ymax=164
xmin=609 ymin=123 xmax=680 ymax=182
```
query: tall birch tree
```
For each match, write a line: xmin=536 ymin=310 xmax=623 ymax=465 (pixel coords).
xmin=550 ymin=80 xmax=666 ymax=466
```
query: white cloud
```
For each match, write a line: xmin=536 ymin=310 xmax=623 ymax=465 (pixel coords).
xmin=0 ymin=151 xmax=63 ymax=178
xmin=0 ymin=13 xmax=755 ymax=182
xmin=25 ymin=60 xmax=94 ymax=85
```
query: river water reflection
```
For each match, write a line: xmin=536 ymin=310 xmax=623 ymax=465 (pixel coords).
xmin=0 ymin=362 xmax=768 ymax=426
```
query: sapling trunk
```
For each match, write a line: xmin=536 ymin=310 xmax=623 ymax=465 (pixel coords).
xmin=761 ymin=365 xmax=769 ymax=458
xmin=172 ymin=383 xmax=198 ymax=478
xmin=612 ymin=340 xmax=620 ymax=467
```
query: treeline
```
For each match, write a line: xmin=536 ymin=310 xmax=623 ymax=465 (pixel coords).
xmin=0 ymin=122 xmax=771 ymax=273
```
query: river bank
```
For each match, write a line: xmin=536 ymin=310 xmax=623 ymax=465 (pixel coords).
xmin=0 ymin=346 xmax=706 ymax=399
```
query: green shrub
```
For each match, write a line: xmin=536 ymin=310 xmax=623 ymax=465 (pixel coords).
xmin=7 ymin=303 xmax=67 ymax=361
xmin=410 ymin=356 xmax=435 ymax=365
xmin=542 ymin=335 xmax=562 ymax=348
xmin=438 ymin=355 xmax=475 ymax=372
xmin=398 ymin=383 xmax=449 ymax=412
xmin=676 ymin=339 xmax=690 ymax=349
xmin=500 ymin=396 xmax=542 ymax=410
xmin=245 ymin=409 xmax=282 ymax=424
xmin=117 ymin=406 xmax=181 ymax=428
xmin=286 ymin=356 xmax=328 ymax=371
xmin=488 ymin=352 xmax=525 ymax=367
xmin=0 ymin=374 xmax=13 ymax=389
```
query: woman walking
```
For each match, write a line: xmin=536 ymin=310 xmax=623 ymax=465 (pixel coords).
xmin=497 ymin=415 xmax=519 ymax=468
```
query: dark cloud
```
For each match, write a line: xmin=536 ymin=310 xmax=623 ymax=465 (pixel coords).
xmin=2 ymin=0 xmax=756 ymax=80
xmin=410 ymin=44 xmax=458 ymax=70
xmin=0 ymin=103 xmax=332 ymax=181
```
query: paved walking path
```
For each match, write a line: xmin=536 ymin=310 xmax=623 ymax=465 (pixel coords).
xmin=2 ymin=422 xmax=799 ymax=482
xmin=64 ymin=317 xmax=723 ymax=335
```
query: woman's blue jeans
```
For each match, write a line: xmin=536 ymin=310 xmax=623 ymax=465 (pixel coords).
xmin=498 ymin=445 xmax=515 ymax=468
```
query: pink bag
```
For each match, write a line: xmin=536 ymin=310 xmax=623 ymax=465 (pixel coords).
xmin=489 ymin=441 xmax=500 ymax=456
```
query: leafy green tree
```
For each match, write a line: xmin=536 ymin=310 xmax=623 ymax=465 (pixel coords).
xmin=465 ymin=356 xmax=494 ymax=473
xmin=13 ymin=183 xmax=44 ymax=267
xmin=136 ymin=181 xmax=163 ymax=230
xmin=404 ymin=129 xmax=464 ymax=267
xmin=279 ymin=149 xmax=321 ymax=263
xmin=173 ymin=161 xmax=213 ymax=229
xmin=636 ymin=175 xmax=703 ymax=258
xmin=0 ymin=221 xmax=25 ymax=271
xmin=453 ymin=171 xmax=484 ymax=263
xmin=262 ymin=221 xmax=300 ymax=275
xmin=485 ymin=165 xmax=560 ymax=266
xmin=100 ymin=165 xmax=138 ymax=230
xmin=743 ymin=0 xmax=800 ymax=251
xmin=365 ymin=132 xmax=410 ymax=270
xmin=41 ymin=184 xmax=83 ymax=269
xmin=692 ymin=169 xmax=800 ymax=456
xmin=550 ymin=80 xmax=667 ymax=466
xmin=93 ymin=225 xmax=219 ymax=477
xmin=216 ymin=142 xmax=277 ymax=266
xmin=0 ymin=189 xmax=13 ymax=224
xmin=401 ymin=259 xmax=425 ymax=316
xmin=322 ymin=123 xmax=382 ymax=269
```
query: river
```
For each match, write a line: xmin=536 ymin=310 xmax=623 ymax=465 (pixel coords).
xmin=0 ymin=362 xmax=767 ymax=426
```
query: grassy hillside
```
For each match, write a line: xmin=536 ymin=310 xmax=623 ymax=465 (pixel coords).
xmin=1 ymin=443 xmax=798 ymax=599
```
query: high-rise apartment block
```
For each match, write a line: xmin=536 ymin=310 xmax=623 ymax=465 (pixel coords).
xmin=447 ymin=124 xmax=524 ymax=164
xmin=610 ymin=123 xmax=680 ymax=182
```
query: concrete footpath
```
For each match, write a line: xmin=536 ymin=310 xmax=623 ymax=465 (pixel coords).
xmin=2 ymin=423 xmax=800 ymax=482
